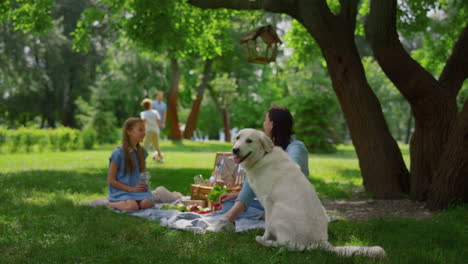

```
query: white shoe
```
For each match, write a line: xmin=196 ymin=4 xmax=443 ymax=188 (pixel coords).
xmin=206 ymin=215 xmax=235 ymax=232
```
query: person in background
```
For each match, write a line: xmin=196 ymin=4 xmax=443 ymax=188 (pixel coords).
xmin=152 ymin=91 xmax=167 ymax=130
xmin=208 ymin=106 xmax=310 ymax=232
xmin=107 ymin=118 xmax=154 ymax=211
xmin=140 ymin=98 xmax=164 ymax=162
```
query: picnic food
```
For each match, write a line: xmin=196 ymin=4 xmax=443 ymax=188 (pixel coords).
xmin=160 ymin=203 xmax=210 ymax=213
xmin=207 ymin=186 xmax=228 ymax=202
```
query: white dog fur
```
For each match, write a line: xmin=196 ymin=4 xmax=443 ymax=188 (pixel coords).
xmin=232 ymin=128 xmax=386 ymax=258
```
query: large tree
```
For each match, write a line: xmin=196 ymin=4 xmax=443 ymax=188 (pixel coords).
xmin=188 ymin=0 xmax=468 ymax=209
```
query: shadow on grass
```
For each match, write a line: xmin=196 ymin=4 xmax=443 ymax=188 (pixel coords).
xmin=0 ymin=169 xmax=108 ymax=195
xmin=316 ymin=144 xmax=409 ymax=160
xmin=157 ymin=142 xmax=232 ymax=153
xmin=0 ymin=167 xmax=213 ymax=197
xmin=311 ymin=177 xmax=364 ymax=200
xmin=309 ymin=167 xmax=364 ymax=199
xmin=149 ymin=167 xmax=212 ymax=195
xmin=92 ymin=141 xmax=232 ymax=153
xmin=0 ymin=165 xmax=364 ymax=199
xmin=1 ymin=192 xmax=466 ymax=264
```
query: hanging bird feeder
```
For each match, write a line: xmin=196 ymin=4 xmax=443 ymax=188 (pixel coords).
xmin=240 ymin=25 xmax=282 ymax=64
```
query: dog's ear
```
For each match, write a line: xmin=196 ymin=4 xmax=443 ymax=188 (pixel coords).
xmin=259 ymin=131 xmax=274 ymax=153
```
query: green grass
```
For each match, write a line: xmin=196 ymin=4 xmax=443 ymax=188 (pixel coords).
xmin=0 ymin=141 xmax=466 ymax=263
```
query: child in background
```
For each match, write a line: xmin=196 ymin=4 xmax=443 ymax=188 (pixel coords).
xmin=140 ymin=98 xmax=164 ymax=162
xmin=107 ymin=117 xmax=154 ymax=211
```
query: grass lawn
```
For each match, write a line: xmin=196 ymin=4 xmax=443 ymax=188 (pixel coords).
xmin=0 ymin=141 xmax=466 ymax=263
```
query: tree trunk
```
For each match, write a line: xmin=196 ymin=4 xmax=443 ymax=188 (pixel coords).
xmin=222 ymin=108 xmax=231 ymax=142
xmin=42 ymin=83 xmax=55 ymax=128
xmin=299 ymin=0 xmax=409 ymax=197
xmin=167 ymin=57 xmax=182 ymax=141
xmin=405 ymin=115 xmax=412 ymax=144
xmin=427 ymin=100 xmax=468 ymax=209
xmin=365 ymin=0 xmax=463 ymax=203
xmin=207 ymin=85 xmax=232 ymax=143
xmin=408 ymin=99 xmax=456 ymax=201
xmin=319 ymin=35 xmax=409 ymax=198
xmin=61 ymin=69 xmax=72 ymax=127
xmin=183 ymin=59 xmax=213 ymax=139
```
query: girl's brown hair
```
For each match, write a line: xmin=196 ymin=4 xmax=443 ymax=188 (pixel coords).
xmin=122 ymin=118 xmax=146 ymax=173
xmin=268 ymin=106 xmax=293 ymax=150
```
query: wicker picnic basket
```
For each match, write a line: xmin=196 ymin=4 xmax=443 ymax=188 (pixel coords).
xmin=190 ymin=184 xmax=213 ymax=200
xmin=190 ymin=152 xmax=245 ymax=201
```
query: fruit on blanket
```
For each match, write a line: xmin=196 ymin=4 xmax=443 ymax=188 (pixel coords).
xmin=160 ymin=203 xmax=187 ymax=212
xmin=160 ymin=203 xmax=207 ymax=213
xmin=176 ymin=203 xmax=188 ymax=212
xmin=189 ymin=205 xmax=203 ymax=212
xmin=196 ymin=208 xmax=212 ymax=214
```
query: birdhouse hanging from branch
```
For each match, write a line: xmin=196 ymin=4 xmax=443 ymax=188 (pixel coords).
xmin=241 ymin=25 xmax=282 ymax=64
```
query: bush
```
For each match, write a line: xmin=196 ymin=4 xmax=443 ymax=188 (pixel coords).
xmin=36 ymin=131 xmax=49 ymax=152
xmin=22 ymin=130 xmax=35 ymax=152
xmin=82 ymin=128 xmax=97 ymax=150
xmin=70 ymin=130 xmax=81 ymax=150
xmin=48 ymin=130 xmax=61 ymax=151
xmin=0 ymin=127 xmax=100 ymax=153
xmin=9 ymin=132 xmax=22 ymax=153
xmin=59 ymin=130 xmax=71 ymax=151
xmin=0 ymin=128 xmax=6 ymax=152
xmin=93 ymin=111 xmax=119 ymax=144
xmin=277 ymin=87 xmax=345 ymax=153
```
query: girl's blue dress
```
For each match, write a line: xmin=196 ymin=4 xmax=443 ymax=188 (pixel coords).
xmin=108 ymin=146 xmax=153 ymax=202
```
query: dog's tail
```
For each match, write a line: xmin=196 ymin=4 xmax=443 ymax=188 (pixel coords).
xmin=330 ymin=245 xmax=386 ymax=258
xmin=311 ymin=242 xmax=386 ymax=258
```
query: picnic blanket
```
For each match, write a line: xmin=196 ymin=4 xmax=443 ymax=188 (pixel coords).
xmin=89 ymin=196 xmax=265 ymax=233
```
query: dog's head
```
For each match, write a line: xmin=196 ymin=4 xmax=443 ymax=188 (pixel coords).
xmin=232 ymin=128 xmax=274 ymax=168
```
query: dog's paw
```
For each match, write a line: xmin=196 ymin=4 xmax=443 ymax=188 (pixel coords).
xmin=256 ymin=236 xmax=278 ymax=247
xmin=256 ymin=235 xmax=265 ymax=243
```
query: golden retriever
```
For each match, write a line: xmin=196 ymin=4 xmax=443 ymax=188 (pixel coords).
xmin=232 ymin=128 xmax=386 ymax=257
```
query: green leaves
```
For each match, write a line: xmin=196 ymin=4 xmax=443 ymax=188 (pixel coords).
xmin=284 ymin=19 xmax=322 ymax=68
xmin=85 ymin=0 xmax=237 ymax=59
xmin=1 ymin=0 xmax=54 ymax=34
xmin=71 ymin=8 xmax=106 ymax=52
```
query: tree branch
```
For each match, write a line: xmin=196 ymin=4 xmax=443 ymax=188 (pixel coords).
xmin=439 ymin=24 xmax=468 ymax=95
xmin=339 ymin=0 xmax=359 ymax=33
xmin=188 ymin=0 xmax=335 ymax=40
xmin=188 ymin=0 xmax=298 ymax=17
xmin=365 ymin=0 xmax=444 ymax=103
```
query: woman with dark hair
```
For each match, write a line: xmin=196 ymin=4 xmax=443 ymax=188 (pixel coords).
xmin=208 ymin=106 xmax=310 ymax=232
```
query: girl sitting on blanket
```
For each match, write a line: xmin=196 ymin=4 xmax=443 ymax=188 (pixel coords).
xmin=107 ymin=117 xmax=154 ymax=211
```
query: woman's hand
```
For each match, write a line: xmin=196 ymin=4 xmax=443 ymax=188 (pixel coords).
xmin=219 ymin=192 xmax=239 ymax=203
xmin=130 ymin=183 xmax=148 ymax=192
